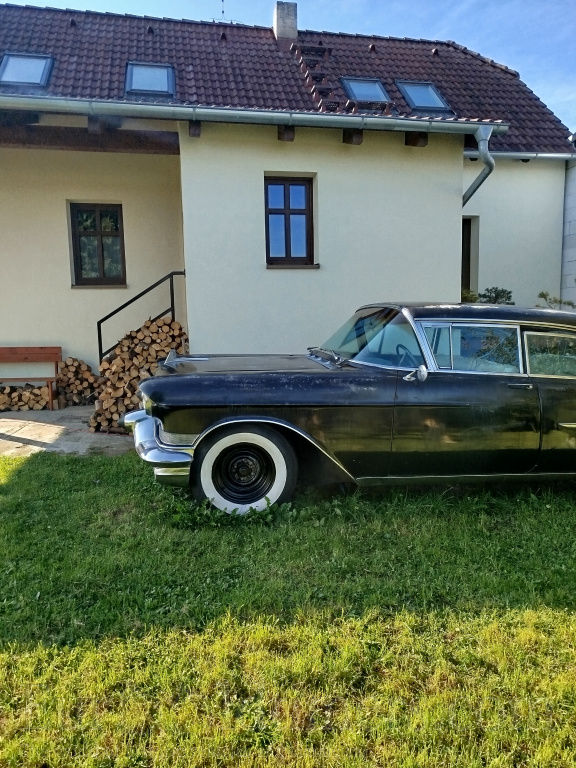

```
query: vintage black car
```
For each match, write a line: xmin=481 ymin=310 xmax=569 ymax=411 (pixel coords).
xmin=123 ymin=303 xmax=576 ymax=512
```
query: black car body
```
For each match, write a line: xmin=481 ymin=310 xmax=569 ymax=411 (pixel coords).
xmin=123 ymin=303 xmax=576 ymax=512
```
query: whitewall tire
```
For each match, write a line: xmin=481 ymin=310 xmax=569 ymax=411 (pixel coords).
xmin=191 ymin=425 xmax=298 ymax=513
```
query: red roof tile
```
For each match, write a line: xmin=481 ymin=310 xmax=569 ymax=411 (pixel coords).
xmin=0 ymin=3 xmax=573 ymax=154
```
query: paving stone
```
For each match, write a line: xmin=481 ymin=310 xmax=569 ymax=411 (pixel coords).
xmin=0 ymin=406 xmax=134 ymax=457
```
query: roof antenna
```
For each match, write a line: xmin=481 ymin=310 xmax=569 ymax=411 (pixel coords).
xmin=221 ymin=0 xmax=225 ymax=21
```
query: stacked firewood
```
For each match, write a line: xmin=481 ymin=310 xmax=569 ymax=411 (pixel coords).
xmin=57 ymin=357 xmax=104 ymax=407
xmin=0 ymin=384 xmax=52 ymax=411
xmin=89 ymin=318 xmax=188 ymax=433
xmin=0 ymin=357 xmax=101 ymax=412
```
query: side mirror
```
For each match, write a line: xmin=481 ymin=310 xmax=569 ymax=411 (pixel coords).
xmin=403 ymin=364 xmax=428 ymax=382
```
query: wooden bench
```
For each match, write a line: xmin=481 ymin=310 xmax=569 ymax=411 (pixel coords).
xmin=0 ymin=347 xmax=62 ymax=410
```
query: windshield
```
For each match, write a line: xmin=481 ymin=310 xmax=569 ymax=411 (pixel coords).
xmin=320 ymin=308 xmax=425 ymax=367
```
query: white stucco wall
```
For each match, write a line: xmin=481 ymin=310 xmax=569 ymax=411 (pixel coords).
xmin=0 ymin=149 xmax=185 ymax=372
xmin=561 ymin=160 xmax=576 ymax=304
xmin=462 ymin=157 xmax=566 ymax=307
xmin=179 ymin=122 xmax=464 ymax=354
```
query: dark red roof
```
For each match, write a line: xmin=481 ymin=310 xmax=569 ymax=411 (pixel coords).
xmin=0 ymin=3 xmax=573 ymax=154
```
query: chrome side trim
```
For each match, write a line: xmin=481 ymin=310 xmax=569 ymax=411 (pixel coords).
xmin=356 ymin=471 xmax=576 ymax=486
xmin=159 ymin=426 xmax=200 ymax=445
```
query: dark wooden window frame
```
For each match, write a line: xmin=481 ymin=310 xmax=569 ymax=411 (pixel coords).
xmin=70 ymin=203 xmax=126 ymax=287
xmin=265 ymin=177 xmax=314 ymax=266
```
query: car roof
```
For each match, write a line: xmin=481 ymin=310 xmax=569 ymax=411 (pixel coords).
xmin=357 ymin=302 xmax=576 ymax=326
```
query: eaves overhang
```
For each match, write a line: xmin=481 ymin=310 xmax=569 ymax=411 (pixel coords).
xmin=0 ymin=94 xmax=510 ymax=136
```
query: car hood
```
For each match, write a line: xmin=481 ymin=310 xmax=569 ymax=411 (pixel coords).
xmin=156 ymin=354 xmax=327 ymax=375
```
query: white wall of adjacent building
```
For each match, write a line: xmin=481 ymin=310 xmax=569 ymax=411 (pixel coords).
xmin=462 ymin=157 xmax=566 ymax=307
xmin=0 ymin=148 xmax=185 ymax=373
xmin=561 ymin=160 xmax=576 ymax=304
xmin=179 ymin=122 xmax=464 ymax=354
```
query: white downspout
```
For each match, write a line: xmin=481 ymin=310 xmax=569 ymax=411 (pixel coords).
xmin=463 ymin=125 xmax=495 ymax=206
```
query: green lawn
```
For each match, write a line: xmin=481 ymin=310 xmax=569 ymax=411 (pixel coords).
xmin=1 ymin=453 xmax=576 ymax=766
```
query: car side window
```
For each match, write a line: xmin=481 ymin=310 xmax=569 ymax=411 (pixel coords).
xmin=424 ymin=324 xmax=521 ymax=373
xmin=525 ymin=332 xmax=576 ymax=377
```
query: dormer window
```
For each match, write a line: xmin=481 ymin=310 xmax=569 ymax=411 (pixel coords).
xmin=341 ymin=77 xmax=390 ymax=103
xmin=125 ymin=63 xmax=175 ymax=96
xmin=0 ymin=54 xmax=53 ymax=86
xmin=396 ymin=81 xmax=451 ymax=111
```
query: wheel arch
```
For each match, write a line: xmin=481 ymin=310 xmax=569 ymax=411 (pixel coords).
xmin=192 ymin=417 xmax=356 ymax=486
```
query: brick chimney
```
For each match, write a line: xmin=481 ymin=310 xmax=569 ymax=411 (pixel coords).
xmin=274 ymin=2 xmax=297 ymax=48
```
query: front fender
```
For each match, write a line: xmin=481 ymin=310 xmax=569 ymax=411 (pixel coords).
xmin=190 ymin=416 xmax=356 ymax=484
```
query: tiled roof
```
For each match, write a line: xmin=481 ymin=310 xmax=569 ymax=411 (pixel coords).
xmin=0 ymin=3 xmax=573 ymax=154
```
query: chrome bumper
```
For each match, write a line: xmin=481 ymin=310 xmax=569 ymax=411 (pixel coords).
xmin=120 ymin=410 xmax=192 ymax=488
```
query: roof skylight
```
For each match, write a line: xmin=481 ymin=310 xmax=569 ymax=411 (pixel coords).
xmin=126 ymin=63 xmax=175 ymax=96
xmin=0 ymin=54 xmax=53 ymax=86
xmin=341 ymin=77 xmax=390 ymax=103
xmin=396 ymin=81 xmax=450 ymax=111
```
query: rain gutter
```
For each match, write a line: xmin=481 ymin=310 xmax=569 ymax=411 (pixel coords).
xmin=0 ymin=94 xmax=510 ymax=137
xmin=465 ymin=150 xmax=574 ymax=161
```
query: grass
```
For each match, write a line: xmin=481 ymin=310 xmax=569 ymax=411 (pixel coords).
xmin=1 ymin=452 xmax=576 ymax=765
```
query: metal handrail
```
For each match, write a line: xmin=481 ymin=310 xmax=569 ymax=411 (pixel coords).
xmin=97 ymin=270 xmax=185 ymax=360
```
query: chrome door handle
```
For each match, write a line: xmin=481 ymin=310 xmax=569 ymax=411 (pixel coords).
xmin=506 ymin=383 xmax=533 ymax=389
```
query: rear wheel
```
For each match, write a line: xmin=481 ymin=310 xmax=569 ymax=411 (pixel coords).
xmin=191 ymin=425 xmax=298 ymax=513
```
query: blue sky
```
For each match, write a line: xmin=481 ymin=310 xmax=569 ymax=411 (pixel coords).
xmin=7 ymin=0 xmax=576 ymax=131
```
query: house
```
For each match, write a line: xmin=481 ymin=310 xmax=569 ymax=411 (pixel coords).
xmin=0 ymin=1 xmax=574 ymax=370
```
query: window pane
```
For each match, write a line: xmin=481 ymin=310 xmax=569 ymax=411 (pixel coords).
xmin=452 ymin=326 xmax=520 ymax=373
xmin=79 ymin=236 xmax=99 ymax=278
xmin=402 ymin=83 xmax=446 ymax=108
xmin=344 ymin=78 xmax=389 ymax=101
xmin=269 ymin=214 xmax=286 ymax=258
xmin=100 ymin=210 xmax=120 ymax=232
xmin=72 ymin=203 xmax=125 ymax=285
xmin=424 ymin=325 xmax=452 ymax=368
xmin=289 ymin=185 xmax=306 ymax=209
xmin=76 ymin=210 xmax=96 ymax=232
xmin=1 ymin=55 xmax=48 ymax=84
xmin=357 ymin=314 xmax=424 ymax=366
xmin=322 ymin=308 xmax=399 ymax=358
xmin=322 ymin=308 xmax=425 ymax=366
xmin=526 ymin=333 xmax=576 ymax=377
xmin=290 ymin=215 xmax=307 ymax=258
xmin=130 ymin=65 xmax=170 ymax=92
xmin=103 ymin=237 xmax=122 ymax=278
xmin=267 ymin=185 xmax=284 ymax=209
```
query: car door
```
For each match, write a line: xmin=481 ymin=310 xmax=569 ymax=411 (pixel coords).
xmin=524 ymin=328 xmax=576 ymax=473
xmin=389 ymin=322 xmax=541 ymax=478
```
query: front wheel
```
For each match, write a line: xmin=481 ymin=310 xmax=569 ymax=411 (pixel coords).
xmin=191 ymin=425 xmax=298 ymax=513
